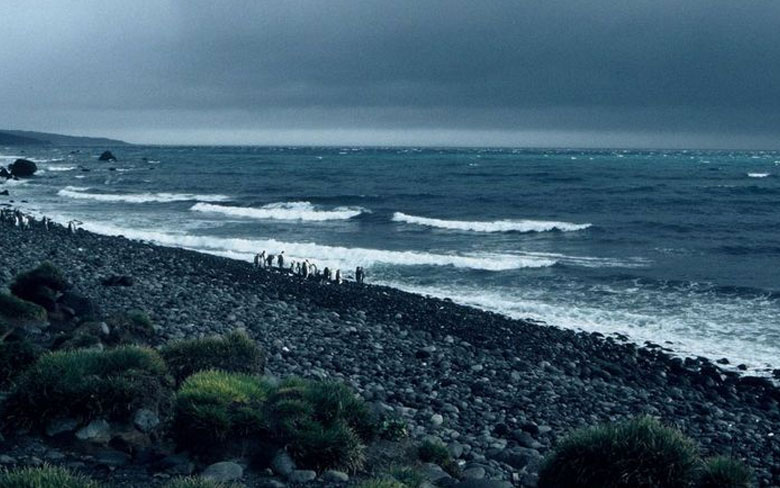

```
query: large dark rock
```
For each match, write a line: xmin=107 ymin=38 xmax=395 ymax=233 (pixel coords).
xmin=8 ymin=159 xmax=37 ymax=178
xmin=0 ymin=190 xmax=8 ymax=196
xmin=98 ymin=151 xmax=117 ymax=162
xmin=0 ymin=168 xmax=10 ymax=179
xmin=58 ymin=291 xmax=98 ymax=320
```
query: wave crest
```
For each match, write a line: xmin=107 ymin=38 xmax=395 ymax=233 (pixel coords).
xmin=747 ymin=173 xmax=770 ymax=178
xmin=57 ymin=187 xmax=230 ymax=203
xmin=392 ymin=212 xmax=591 ymax=233
xmin=191 ymin=201 xmax=365 ymax=221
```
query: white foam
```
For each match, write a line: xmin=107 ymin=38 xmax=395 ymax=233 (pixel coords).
xmin=380 ymin=280 xmax=780 ymax=372
xmin=1 ymin=179 xmax=28 ymax=186
xmin=47 ymin=166 xmax=77 ymax=172
xmin=57 ymin=187 xmax=230 ymax=203
xmin=392 ymin=212 xmax=591 ymax=233
xmin=45 ymin=218 xmax=556 ymax=272
xmin=747 ymin=173 xmax=770 ymax=178
xmin=191 ymin=201 xmax=365 ymax=221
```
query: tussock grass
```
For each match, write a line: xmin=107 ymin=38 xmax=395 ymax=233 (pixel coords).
xmin=162 ymin=330 xmax=265 ymax=383
xmin=696 ymin=456 xmax=752 ymax=488
xmin=4 ymin=346 xmax=171 ymax=428
xmin=538 ymin=416 xmax=700 ymax=488
xmin=10 ymin=263 xmax=68 ymax=310
xmin=0 ymin=465 xmax=101 ymax=488
xmin=164 ymin=477 xmax=240 ymax=488
xmin=174 ymin=370 xmax=272 ymax=448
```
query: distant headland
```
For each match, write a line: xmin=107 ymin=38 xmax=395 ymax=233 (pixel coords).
xmin=0 ymin=129 xmax=129 ymax=147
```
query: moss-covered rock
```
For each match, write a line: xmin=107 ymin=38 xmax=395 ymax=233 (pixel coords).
xmin=162 ymin=330 xmax=265 ymax=383
xmin=3 ymin=346 xmax=172 ymax=429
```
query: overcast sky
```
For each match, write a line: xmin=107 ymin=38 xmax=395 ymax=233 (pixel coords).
xmin=2 ymin=0 xmax=779 ymax=148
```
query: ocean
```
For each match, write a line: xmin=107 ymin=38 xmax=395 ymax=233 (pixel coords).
xmin=3 ymin=146 xmax=779 ymax=373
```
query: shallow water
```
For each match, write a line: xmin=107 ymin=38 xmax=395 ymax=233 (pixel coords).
xmin=4 ymin=146 xmax=779 ymax=371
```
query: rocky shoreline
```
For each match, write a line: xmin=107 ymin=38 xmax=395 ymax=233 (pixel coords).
xmin=1 ymin=216 xmax=778 ymax=487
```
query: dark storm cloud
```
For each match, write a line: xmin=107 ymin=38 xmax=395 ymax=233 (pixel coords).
xmin=1 ymin=0 xmax=779 ymax=147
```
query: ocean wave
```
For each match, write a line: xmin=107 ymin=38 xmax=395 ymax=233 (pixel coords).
xmin=47 ymin=218 xmax=555 ymax=271
xmin=47 ymin=166 xmax=77 ymax=172
xmin=57 ymin=187 xmax=230 ymax=203
xmin=191 ymin=201 xmax=366 ymax=221
xmin=392 ymin=212 xmax=591 ymax=233
xmin=747 ymin=172 xmax=770 ymax=178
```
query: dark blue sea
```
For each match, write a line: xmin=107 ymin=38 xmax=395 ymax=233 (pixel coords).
xmin=3 ymin=146 xmax=779 ymax=372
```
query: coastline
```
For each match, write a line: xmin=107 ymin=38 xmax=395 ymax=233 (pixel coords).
xmin=1 ymin=215 xmax=779 ymax=486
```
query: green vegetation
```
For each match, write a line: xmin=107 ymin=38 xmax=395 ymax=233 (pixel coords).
xmin=388 ymin=466 xmax=425 ymax=488
xmin=4 ymin=346 xmax=171 ymax=428
xmin=538 ymin=416 xmax=700 ymax=488
xmin=379 ymin=417 xmax=409 ymax=440
xmin=418 ymin=440 xmax=459 ymax=476
xmin=0 ymin=465 xmax=101 ymax=488
xmin=696 ymin=457 xmax=752 ymax=488
xmin=0 ymin=338 xmax=39 ymax=387
xmin=10 ymin=263 xmax=68 ymax=311
xmin=358 ymin=479 xmax=407 ymax=488
xmin=162 ymin=330 xmax=265 ymax=383
xmin=267 ymin=378 xmax=376 ymax=472
xmin=0 ymin=292 xmax=47 ymax=333
xmin=163 ymin=477 xmax=240 ymax=488
xmin=106 ymin=310 xmax=155 ymax=344
xmin=174 ymin=370 xmax=271 ymax=449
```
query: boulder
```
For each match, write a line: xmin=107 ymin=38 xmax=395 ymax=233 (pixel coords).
xmin=45 ymin=417 xmax=79 ymax=437
xmin=0 ymin=168 xmax=10 ymax=179
xmin=98 ymin=151 xmax=117 ymax=162
xmin=0 ymin=190 xmax=9 ymax=196
xmin=75 ymin=419 xmax=111 ymax=442
xmin=8 ymin=159 xmax=37 ymax=178
xmin=133 ymin=408 xmax=160 ymax=433
xmin=271 ymin=450 xmax=296 ymax=476
xmin=288 ymin=470 xmax=316 ymax=483
xmin=320 ymin=470 xmax=349 ymax=482
xmin=202 ymin=461 xmax=243 ymax=482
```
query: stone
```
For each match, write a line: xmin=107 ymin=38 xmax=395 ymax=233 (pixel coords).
xmin=321 ymin=470 xmax=349 ymax=482
xmin=202 ymin=461 xmax=243 ymax=482
xmin=448 ymin=442 xmax=464 ymax=458
xmin=271 ymin=451 xmax=296 ymax=476
xmin=95 ymin=449 xmax=130 ymax=467
xmin=46 ymin=417 xmax=79 ymax=437
xmin=257 ymin=480 xmax=286 ymax=488
xmin=8 ymin=159 xmax=37 ymax=178
xmin=288 ymin=470 xmax=317 ymax=483
xmin=461 ymin=467 xmax=486 ymax=479
xmin=453 ymin=480 xmax=513 ymax=488
xmin=0 ymin=455 xmax=15 ymax=464
xmin=420 ymin=463 xmax=451 ymax=482
xmin=431 ymin=413 xmax=444 ymax=426
xmin=133 ymin=408 xmax=160 ymax=433
xmin=75 ymin=419 xmax=111 ymax=442
xmin=102 ymin=275 xmax=134 ymax=287
xmin=158 ymin=454 xmax=195 ymax=475
xmin=98 ymin=151 xmax=117 ymax=162
xmin=0 ymin=168 xmax=10 ymax=179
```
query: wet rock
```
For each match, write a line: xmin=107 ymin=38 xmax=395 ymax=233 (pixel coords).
xmin=271 ymin=451 xmax=296 ymax=476
xmin=9 ymin=159 xmax=37 ymax=178
xmin=321 ymin=470 xmax=349 ymax=482
xmin=98 ymin=151 xmax=117 ymax=162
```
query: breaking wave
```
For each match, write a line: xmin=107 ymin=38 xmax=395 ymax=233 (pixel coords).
xmin=392 ymin=212 xmax=591 ymax=233
xmin=747 ymin=173 xmax=770 ymax=178
xmin=191 ymin=201 xmax=366 ymax=221
xmin=57 ymin=187 xmax=230 ymax=203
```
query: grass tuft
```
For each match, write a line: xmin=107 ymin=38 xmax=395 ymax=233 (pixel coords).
xmin=10 ymin=263 xmax=69 ymax=311
xmin=3 ymin=346 xmax=171 ymax=428
xmin=162 ymin=330 xmax=265 ymax=383
xmin=173 ymin=370 xmax=272 ymax=450
xmin=163 ymin=477 xmax=240 ymax=488
xmin=537 ymin=415 xmax=700 ymax=488
xmin=0 ymin=465 xmax=101 ymax=488
xmin=696 ymin=456 xmax=752 ymax=488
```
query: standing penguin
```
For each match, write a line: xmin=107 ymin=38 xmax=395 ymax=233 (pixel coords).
xmin=335 ymin=269 xmax=342 ymax=284
xmin=277 ymin=251 xmax=285 ymax=269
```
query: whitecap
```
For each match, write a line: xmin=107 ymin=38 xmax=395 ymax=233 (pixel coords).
xmin=191 ymin=201 xmax=365 ymax=221
xmin=57 ymin=187 xmax=230 ymax=203
xmin=392 ymin=212 xmax=591 ymax=233
xmin=47 ymin=166 xmax=77 ymax=172
xmin=747 ymin=173 xmax=770 ymax=178
xmin=43 ymin=218 xmax=556 ymax=272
